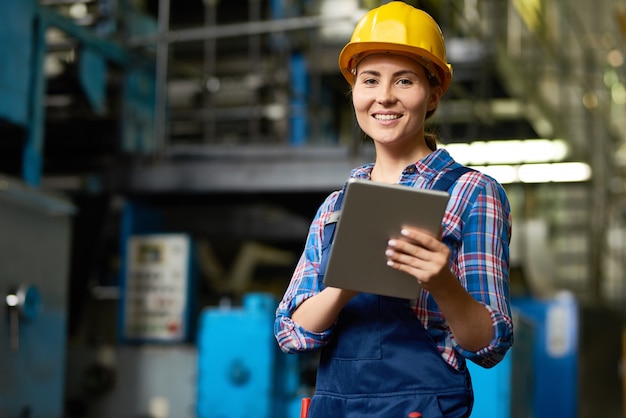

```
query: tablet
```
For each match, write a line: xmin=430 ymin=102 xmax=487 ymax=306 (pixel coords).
xmin=322 ymin=178 xmax=450 ymax=299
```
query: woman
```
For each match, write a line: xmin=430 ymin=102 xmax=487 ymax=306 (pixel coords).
xmin=274 ymin=2 xmax=513 ymax=417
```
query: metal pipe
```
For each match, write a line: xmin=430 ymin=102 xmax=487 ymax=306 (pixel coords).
xmin=127 ymin=14 xmax=352 ymax=47
xmin=248 ymin=0 xmax=262 ymax=142
xmin=154 ymin=0 xmax=171 ymax=156
xmin=203 ymin=0 xmax=218 ymax=143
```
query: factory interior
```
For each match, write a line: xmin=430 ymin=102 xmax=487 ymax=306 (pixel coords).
xmin=1 ymin=0 xmax=626 ymax=417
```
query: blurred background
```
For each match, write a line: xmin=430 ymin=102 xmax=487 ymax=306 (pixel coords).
xmin=0 ymin=0 xmax=625 ymax=417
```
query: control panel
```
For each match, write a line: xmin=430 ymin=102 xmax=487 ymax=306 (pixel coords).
xmin=121 ymin=234 xmax=193 ymax=343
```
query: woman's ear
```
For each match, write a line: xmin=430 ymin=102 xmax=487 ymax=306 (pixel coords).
xmin=427 ymin=85 xmax=443 ymax=111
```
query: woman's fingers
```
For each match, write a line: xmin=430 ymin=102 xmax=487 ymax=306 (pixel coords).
xmin=385 ymin=227 xmax=451 ymax=284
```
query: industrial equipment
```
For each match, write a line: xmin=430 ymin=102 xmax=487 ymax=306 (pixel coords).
xmin=120 ymin=233 xmax=196 ymax=343
xmin=196 ymin=293 xmax=303 ymax=418
xmin=0 ymin=174 xmax=75 ymax=417
xmin=512 ymin=292 xmax=623 ymax=417
xmin=468 ymin=311 xmax=534 ymax=418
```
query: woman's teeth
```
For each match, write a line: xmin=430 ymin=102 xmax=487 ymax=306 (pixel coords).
xmin=374 ymin=114 xmax=400 ymax=121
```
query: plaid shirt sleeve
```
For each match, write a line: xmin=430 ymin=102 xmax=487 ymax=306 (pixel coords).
xmin=274 ymin=191 xmax=340 ymax=354
xmin=424 ymin=169 xmax=514 ymax=369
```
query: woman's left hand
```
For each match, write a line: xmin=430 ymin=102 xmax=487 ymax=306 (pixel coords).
xmin=385 ymin=225 xmax=457 ymax=292
xmin=385 ymin=226 xmax=496 ymax=351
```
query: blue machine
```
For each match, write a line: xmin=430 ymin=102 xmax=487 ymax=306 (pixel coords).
xmin=196 ymin=293 xmax=302 ymax=418
xmin=509 ymin=292 xmax=623 ymax=418
xmin=512 ymin=293 xmax=578 ymax=418
xmin=468 ymin=349 xmax=514 ymax=418
xmin=468 ymin=309 xmax=534 ymax=418
xmin=470 ymin=294 xmax=579 ymax=418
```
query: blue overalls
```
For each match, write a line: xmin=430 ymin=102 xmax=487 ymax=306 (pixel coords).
xmin=309 ymin=167 xmax=474 ymax=418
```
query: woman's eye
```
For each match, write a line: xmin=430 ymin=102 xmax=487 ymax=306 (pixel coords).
xmin=397 ymin=78 xmax=413 ymax=86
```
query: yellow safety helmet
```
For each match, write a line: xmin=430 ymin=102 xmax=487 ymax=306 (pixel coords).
xmin=338 ymin=1 xmax=453 ymax=93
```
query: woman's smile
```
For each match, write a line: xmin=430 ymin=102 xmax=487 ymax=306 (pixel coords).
xmin=372 ymin=112 xmax=403 ymax=122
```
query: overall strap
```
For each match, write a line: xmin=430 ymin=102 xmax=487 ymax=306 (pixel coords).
xmin=320 ymin=187 xmax=347 ymax=267
xmin=430 ymin=165 xmax=473 ymax=192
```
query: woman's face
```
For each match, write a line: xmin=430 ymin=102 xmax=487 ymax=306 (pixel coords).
xmin=352 ymin=54 xmax=441 ymax=150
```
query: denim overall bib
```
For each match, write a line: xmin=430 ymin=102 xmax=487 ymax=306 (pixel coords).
xmin=309 ymin=167 xmax=474 ymax=418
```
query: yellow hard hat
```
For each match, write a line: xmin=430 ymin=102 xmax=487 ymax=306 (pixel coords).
xmin=338 ymin=1 xmax=453 ymax=93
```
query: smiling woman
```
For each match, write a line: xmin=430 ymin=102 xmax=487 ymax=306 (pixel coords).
xmin=274 ymin=2 xmax=514 ymax=417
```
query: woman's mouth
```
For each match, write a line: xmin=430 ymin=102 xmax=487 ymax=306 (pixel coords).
xmin=373 ymin=114 xmax=401 ymax=121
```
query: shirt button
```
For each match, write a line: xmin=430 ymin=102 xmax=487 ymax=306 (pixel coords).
xmin=405 ymin=165 xmax=417 ymax=174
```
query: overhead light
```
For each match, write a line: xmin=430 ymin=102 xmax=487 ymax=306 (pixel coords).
xmin=442 ymin=139 xmax=569 ymax=165
xmin=517 ymin=162 xmax=592 ymax=183
xmin=471 ymin=162 xmax=592 ymax=184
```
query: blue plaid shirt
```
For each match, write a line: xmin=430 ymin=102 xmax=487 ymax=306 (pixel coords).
xmin=274 ymin=149 xmax=514 ymax=369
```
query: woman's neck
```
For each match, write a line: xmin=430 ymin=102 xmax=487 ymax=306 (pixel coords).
xmin=371 ymin=146 xmax=432 ymax=184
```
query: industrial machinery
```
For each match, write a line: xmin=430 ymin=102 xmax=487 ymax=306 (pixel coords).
xmin=196 ymin=292 xmax=303 ymax=418
xmin=0 ymin=174 xmax=75 ymax=417
xmin=512 ymin=292 xmax=623 ymax=418
xmin=468 ymin=311 xmax=534 ymax=418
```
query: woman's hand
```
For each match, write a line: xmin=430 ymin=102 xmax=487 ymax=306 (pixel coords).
xmin=385 ymin=226 xmax=457 ymax=292
xmin=385 ymin=225 xmax=494 ymax=351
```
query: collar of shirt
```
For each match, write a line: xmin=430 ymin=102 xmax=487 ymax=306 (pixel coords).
xmin=348 ymin=149 xmax=456 ymax=186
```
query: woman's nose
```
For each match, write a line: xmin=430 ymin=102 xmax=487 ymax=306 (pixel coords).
xmin=376 ymin=86 xmax=396 ymax=104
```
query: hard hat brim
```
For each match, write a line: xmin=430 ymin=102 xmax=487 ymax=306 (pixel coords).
xmin=338 ymin=41 xmax=453 ymax=93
